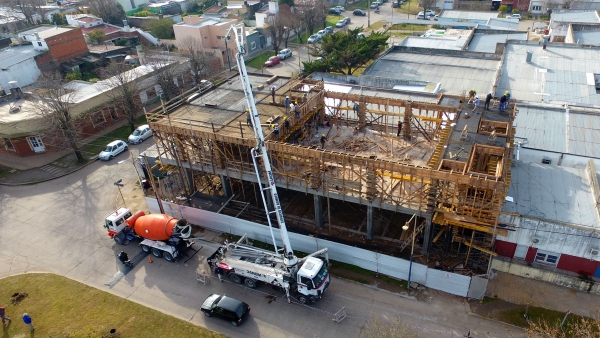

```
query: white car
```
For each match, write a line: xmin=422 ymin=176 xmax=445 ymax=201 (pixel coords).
xmin=308 ymin=34 xmax=321 ymax=44
xmin=277 ymin=48 xmax=292 ymax=60
xmin=99 ymin=140 xmax=128 ymax=161
xmin=336 ymin=20 xmax=346 ymax=28
xmin=128 ymin=124 xmax=153 ymax=144
xmin=317 ymin=29 xmax=327 ymax=37
xmin=335 ymin=5 xmax=345 ymax=11
xmin=507 ymin=14 xmax=521 ymax=20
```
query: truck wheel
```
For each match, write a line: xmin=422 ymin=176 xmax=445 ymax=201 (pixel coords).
xmin=114 ymin=232 xmax=126 ymax=245
xmin=230 ymin=274 xmax=243 ymax=284
xmin=152 ymin=248 xmax=162 ymax=258
xmin=140 ymin=244 xmax=150 ymax=253
xmin=298 ymin=295 xmax=308 ymax=304
xmin=163 ymin=252 xmax=174 ymax=262
xmin=244 ymin=278 xmax=257 ymax=288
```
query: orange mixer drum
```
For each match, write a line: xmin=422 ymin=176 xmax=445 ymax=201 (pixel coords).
xmin=132 ymin=213 xmax=179 ymax=241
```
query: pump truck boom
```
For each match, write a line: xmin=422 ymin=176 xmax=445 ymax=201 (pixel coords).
xmin=208 ymin=24 xmax=330 ymax=304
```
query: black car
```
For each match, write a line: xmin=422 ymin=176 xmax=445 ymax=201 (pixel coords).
xmin=201 ymin=294 xmax=250 ymax=326
xmin=328 ymin=8 xmax=342 ymax=15
xmin=392 ymin=1 xmax=399 ymax=7
xmin=353 ymin=9 xmax=366 ymax=16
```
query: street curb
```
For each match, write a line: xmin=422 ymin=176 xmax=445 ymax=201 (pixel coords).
xmin=0 ymin=157 xmax=99 ymax=186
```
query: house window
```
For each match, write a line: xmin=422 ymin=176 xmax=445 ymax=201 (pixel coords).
xmin=532 ymin=5 xmax=541 ymax=11
xmin=3 ymin=138 xmax=14 ymax=151
xmin=91 ymin=111 xmax=106 ymax=126
xmin=37 ymin=42 xmax=42 ymax=47
xmin=250 ymin=41 xmax=256 ymax=50
xmin=109 ymin=107 xmax=119 ymax=121
xmin=535 ymin=250 xmax=560 ymax=266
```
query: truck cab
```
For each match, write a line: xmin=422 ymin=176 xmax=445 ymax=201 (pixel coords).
xmin=296 ymin=257 xmax=330 ymax=303
xmin=104 ymin=208 xmax=132 ymax=237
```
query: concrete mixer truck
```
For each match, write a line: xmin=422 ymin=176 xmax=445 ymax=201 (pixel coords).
xmin=103 ymin=208 xmax=195 ymax=262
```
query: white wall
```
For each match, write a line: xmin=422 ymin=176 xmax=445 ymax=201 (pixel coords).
xmin=256 ymin=12 xmax=268 ymax=28
xmin=0 ymin=57 xmax=41 ymax=92
xmin=498 ymin=214 xmax=600 ymax=261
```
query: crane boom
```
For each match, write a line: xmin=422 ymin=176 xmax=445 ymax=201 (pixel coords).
xmin=227 ymin=24 xmax=298 ymax=268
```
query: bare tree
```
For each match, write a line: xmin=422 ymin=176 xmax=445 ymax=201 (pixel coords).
xmin=298 ymin=0 xmax=327 ymax=35
xmin=279 ymin=5 xmax=300 ymax=48
xmin=359 ymin=315 xmax=420 ymax=338
xmin=146 ymin=51 xmax=186 ymax=102
xmin=82 ymin=0 xmax=126 ymax=25
xmin=101 ymin=63 xmax=142 ymax=133
xmin=0 ymin=0 xmax=43 ymax=26
xmin=266 ymin=14 xmax=286 ymax=54
xmin=29 ymin=71 xmax=85 ymax=162
xmin=418 ymin=0 xmax=438 ymax=15
xmin=178 ymin=36 xmax=213 ymax=86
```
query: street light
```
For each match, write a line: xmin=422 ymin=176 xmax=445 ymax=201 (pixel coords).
xmin=114 ymin=179 xmax=126 ymax=209
xmin=402 ymin=214 xmax=417 ymax=290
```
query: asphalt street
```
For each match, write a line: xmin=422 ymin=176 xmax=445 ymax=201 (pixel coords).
xmin=0 ymin=138 xmax=526 ymax=336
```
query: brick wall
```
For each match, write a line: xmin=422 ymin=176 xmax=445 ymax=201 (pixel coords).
xmin=46 ymin=28 xmax=89 ymax=63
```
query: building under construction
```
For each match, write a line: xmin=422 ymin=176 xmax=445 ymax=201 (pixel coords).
xmin=144 ymin=73 xmax=515 ymax=275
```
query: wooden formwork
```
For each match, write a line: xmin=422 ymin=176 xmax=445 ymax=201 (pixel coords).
xmin=146 ymin=78 xmax=515 ymax=273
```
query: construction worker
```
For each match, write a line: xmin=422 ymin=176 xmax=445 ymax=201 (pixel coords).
xmin=320 ymin=134 xmax=327 ymax=149
xmin=283 ymin=116 xmax=290 ymax=133
xmin=302 ymin=92 xmax=307 ymax=103
xmin=273 ymin=125 xmax=279 ymax=140
xmin=284 ymin=95 xmax=290 ymax=108
xmin=473 ymin=96 xmax=480 ymax=113
xmin=505 ymin=90 xmax=511 ymax=103
xmin=353 ymin=102 xmax=359 ymax=114
xmin=485 ymin=92 xmax=492 ymax=110
xmin=499 ymin=94 xmax=507 ymax=112
xmin=468 ymin=88 xmax=476 ymax=101
xmin=271 ymin=86 xmax=276 ymax=103
xmin=294 ymin=102 xmax=300 ymax=119
xmin=397 ymin=120 xmax=403 ymax=137
xmin=246 ymin=108 xmax=251 ymax=126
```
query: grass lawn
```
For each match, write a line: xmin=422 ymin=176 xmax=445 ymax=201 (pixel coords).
xmin=347 ymin=0 xmax=368 ymax=10
xmin=396 ymin=0 xmax=422 ymax=15
xmin=390 ymin=23 xmax=428 ymax=31
xmin=245 ymin=51 xmax=275 ymax=70
xmin=368 ymin=20 xmax=387 ymax=30
xmin=498 ymin=305 xmax=592 ymax=336
xmin=292 ymin=31 xmax=311 ymax=44
xmin=0 ymin=274 xmax=223 ymax=338
xmin=326 ymin=15 xmax=343 ymax=28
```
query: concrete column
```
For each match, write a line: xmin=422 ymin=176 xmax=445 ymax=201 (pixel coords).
xmin=314 ymin=194 xmax=323 ymax=228
xmin=403 ymin=103 xmax=412 ymax=141
xmin=421 ymin=216 xmax=432 ymax=254
xmin=366 ymin=204 xmax=374 ymax=240
xmin=220 ymin=175 xmax=232 ymax=197
xmin=358 ymin=96 xmax=367 ymax=130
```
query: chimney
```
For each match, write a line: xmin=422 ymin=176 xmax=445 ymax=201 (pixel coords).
xmin=268 ymin=0 xmax=279 ymax=14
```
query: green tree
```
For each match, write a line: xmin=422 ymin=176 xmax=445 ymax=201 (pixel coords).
xmin=136 ymin=10 xmax=152 ymax=17
xmin=51 ymin=13 xmax=66 ymax=25
xmin=512 ymin=8 xmax=519 ymax=14
xmin=498 ymin=4 xmax=508 ymax=13
xmin=87 ymin=29 xmax=106 ymax=44
xmin=306 ymin=28 xmax=388 ymax=75
xmin=146 ymin=18 xmax=175 ymax=39
xmin=66 ymin=70 xmax=82 ymax=81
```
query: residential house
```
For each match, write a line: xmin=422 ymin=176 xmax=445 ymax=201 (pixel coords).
xmin=0 ymin=46 xmax=42 ymax=93
xmin=66 ymin=14 xmax=159 ymax=46
xmin=173 ymin=15 xmax=243 ymax=68
xmin=18 ymin=25 xmax=89 ymax=70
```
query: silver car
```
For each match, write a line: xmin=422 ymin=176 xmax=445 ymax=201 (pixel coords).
xmin=128 ymin=124 xmax=153 ymax=144
xmin=308 ymin=34 xmax=321 ymax=44
xmin=99 ymin=140 xmax=128 ymax=161
xmin=277 ymin=48 xmax=292 ymax=60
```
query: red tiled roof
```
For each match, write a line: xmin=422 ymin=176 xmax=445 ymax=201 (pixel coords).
xmin=204 ymin=5 xmax=224 ymax=14
xmin=80 ymin=24 xmax=121 ymax=35
xmin=77 ymin=16 xmax=100 ymax=24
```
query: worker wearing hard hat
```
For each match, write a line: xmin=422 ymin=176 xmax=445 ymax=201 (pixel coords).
xmin=320 ymin=134 xmax=327 ymax=149
xmin=468 ymin=88 xmax=476 ymax=100
xmin=283 ymin=116 xmax=290 ymax=133
xmin=245 ymin=108 xmax=251 ymax=126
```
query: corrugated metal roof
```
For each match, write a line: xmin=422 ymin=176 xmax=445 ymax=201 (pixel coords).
xmin=484 ymin=18 xmax=520 ymax=30
xmin=514 ymin=106 xmax=600 ymax=157
xmin=467 ymin=32 xmax=527 ymax=52
xmin=497 ymin=42 xmax=600 ymax=106
xmin=502 ymin=161 xmax=600 ymax=229
xmin=364 ymin=52 xmax=498 ymax=96
xmin=573 ymin=30 xmax=600 ymax=45
xmin=551 ymin=11 xmax=600 ymax=24
xmin=0 ymin=45 xmax=41 ymax=69
xmin=440 ymin=10 xmax=498 ymax=20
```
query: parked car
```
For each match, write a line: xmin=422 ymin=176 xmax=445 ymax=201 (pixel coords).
xmin=128 ymin=124 xmax=153 ymax=144
xmin=353 ymin=9 xmax=366 ymax=16
xmin=99 ymin=140 xmax=128 ymax=161
xmin=432 ymin=14 xmax=439 ymax=20
xmin=317 ymin=29 xmax=327 ymax=37
xmin=376 ymin=0 xmax=384 ymax=5
xmin=507 ymin=14 xmax=521 ymax=20
xmin=198 ymin=79 xmax=214 ymax=91
xmin=336 ymin=19 xmax=346 ymax=28
xmin=277 ymin=48 xmax=292 ymax=60
xmin=335 ymin=5 xmax=345 ymax=11
xmin=201 ymin=294 xmax=250 ymax=327
xmin=423 ymin=9 xmax=435 ymax=15
xmin=343 ymin=17 xmax=350 ymax=24
xmin=314 ymin=57 xmax=324 ymax=62
xmin=392 ymin=1 xmax=399 ymax=8
xmin=328 ymin=8 xmax=341 ymax=15
xmin=370 ymin=2 xmax=379 ymax=8
xmin=308 ymin=34 xmax=321 ymax=43
xmin=417 ymin=12 xmax=432 ymax=19
xmin=324 ymin=26 xmax=334 ymax=34
xmin=357 ymin=33 xmax=366 ymax=39
xmin=265 ymin=56 xmax=280 ymax=67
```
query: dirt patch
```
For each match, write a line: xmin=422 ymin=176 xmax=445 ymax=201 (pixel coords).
xmin=11 ymin=292 xmax=28 ymax=305
xmin=469 ymin=297 xmax=523 ymax=320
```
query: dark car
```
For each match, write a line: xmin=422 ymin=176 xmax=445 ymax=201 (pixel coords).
xmin=353 ymin=9 xmax=366 ymax=16
xmin=328 ymin=8 xmax=342 ymax=15
xmin=201 ymin=294 xmax=250 ymax=326
xmin=392 ymin=1 xmax=399 ymax=7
